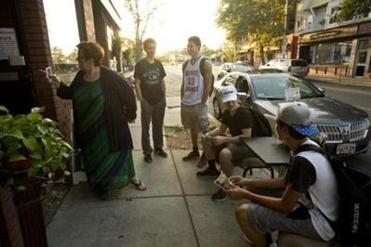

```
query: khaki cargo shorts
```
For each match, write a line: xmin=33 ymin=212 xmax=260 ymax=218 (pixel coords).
xmin=181 ymin=103 xmax=209 ymax=133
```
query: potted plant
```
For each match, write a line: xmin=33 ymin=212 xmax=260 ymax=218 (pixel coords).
xmin=0 ymin=105 xmax=73 ymax=247
xmin=0 ymin=105 xmax=72 ymax=182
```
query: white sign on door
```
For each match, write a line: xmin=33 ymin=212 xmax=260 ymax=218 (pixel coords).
xmin=0 ymin=28 xmax=20 ymax=60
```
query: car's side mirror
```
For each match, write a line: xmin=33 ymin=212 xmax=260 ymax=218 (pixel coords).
xmin=318 ymin=87 xmax=326 ymax=94
xmin=237 ymin=92 xmax=250 ymax=101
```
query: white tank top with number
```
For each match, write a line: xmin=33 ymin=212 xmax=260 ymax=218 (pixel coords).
xmin=182 ymin=56 xmax=204 ymax=106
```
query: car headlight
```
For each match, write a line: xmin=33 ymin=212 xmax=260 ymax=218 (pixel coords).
xmin=366 ymin=118 xmax=370 ymax=128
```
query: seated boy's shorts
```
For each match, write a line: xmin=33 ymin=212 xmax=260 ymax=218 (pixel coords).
xmin=247 ymin=203 xmax=322 ymax=241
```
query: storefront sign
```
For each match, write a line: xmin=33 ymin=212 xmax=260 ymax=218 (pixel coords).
xmin=300 ymin=26 xmax=358 ymax=44
xmin=358 ymin=21 xmax=371 ymax=35
xmin=0 ymin=28 xmax=20 ymax=60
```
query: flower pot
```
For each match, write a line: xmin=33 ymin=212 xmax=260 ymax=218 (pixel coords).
xmin=4 ymin=158 xmax=32 ymax=173
xmin=14 ymin=178 xmax=48 ymax=247
xmin=0 ymin=187 xmax=25 ymax=247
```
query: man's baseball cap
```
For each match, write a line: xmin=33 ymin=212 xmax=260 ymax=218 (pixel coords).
xmin=219 ymin=85 xmax=237 ymax=103
xmin=277 ymin=102 xmax=319 ymax=137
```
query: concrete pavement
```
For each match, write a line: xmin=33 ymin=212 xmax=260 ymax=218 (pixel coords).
xmin=46 ymin=98 xmax=271 ymax=247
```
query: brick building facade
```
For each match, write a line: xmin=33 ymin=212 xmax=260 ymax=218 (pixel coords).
xmin=0 ymin=0 xmax=123 ymax=139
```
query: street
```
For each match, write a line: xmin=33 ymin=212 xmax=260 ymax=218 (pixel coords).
xmin=163 ymin=65 xmax=371 ymax=174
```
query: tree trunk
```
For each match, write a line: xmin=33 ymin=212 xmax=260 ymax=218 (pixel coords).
xmin=259 ymin=46 xmax=266 ymax=65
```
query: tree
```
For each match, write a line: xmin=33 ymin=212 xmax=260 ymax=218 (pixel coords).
xmin=66 ymin=48 xmax=78 ymax=64
xmin=218 ymin=41 xmax=237 ymax=62
xmin=124 ymin=0 xmax=161 ymax=62
xmin=201 ymin=45 xmax=217 ymax=57
xmin=337 ymin=0 xmax=371 ymax=21
xmin=217 ymin=0 xmax=285 ymax=64
xmin=51 ymin=47 xmax=67 ymax=64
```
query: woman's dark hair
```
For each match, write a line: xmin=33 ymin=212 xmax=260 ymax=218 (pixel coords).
xmin=188 ymin=36 xmax=201 ymax=48
xmin=143 ymin=38 xmax=156 ymax=50
xmin=277 ymin=119 xmax=306 ymax=140
xmin=76 ymin=41 xmax=105 ymax=66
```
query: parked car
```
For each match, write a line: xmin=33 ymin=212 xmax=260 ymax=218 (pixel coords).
xmin=211 ymin=72 xmax=370 ymax=156
xmin=259 ymin=59 xmax=309 ymax=78
xmin=217 ymin=61 xmax=254 ymax=80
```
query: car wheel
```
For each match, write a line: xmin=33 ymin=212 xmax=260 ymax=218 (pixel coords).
xmin=213 ymin=99 xmax=221 ymax=119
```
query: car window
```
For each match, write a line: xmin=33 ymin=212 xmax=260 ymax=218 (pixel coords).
xmin=278 ymin=60 xmax=290 ymax=66
xmin=291 ymin=60 xmax=307 ymax=66
xmin=251 ymin=76 xmax=322 ymax=100
xmin=266 ymin=60 xmax=275 ymax=66
xmin=232 ymin=64 xmax=253 ymax=73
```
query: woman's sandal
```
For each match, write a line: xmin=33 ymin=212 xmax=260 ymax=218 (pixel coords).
xmin=130 ymin=177 xmax=147 ymax=191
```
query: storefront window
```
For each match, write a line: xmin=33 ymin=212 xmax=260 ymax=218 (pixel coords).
xmin=359 ymin=40 xmax=368 ymax=50
xmin=313 ymin=41 xmax=352 ymax=64
xmin=317 ymin=43 xmax=334 ymax=64
xmin=358 ymin=51 xmax=367 ymax=64
xmin=335 ymin=42 xmax=352 ymax=63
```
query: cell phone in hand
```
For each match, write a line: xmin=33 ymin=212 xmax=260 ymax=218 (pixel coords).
xmin=45 ymin=66 xmax=52 ymax=79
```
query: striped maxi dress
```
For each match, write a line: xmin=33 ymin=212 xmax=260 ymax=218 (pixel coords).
xmin=73 ymin=79 xmax=135 ymax=192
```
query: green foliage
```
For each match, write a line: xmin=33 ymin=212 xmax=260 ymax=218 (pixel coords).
xmin=51 ymin=47 xmax=67 ymax=64
xmin=217 ymin=0 xmax=285 ymax=61
xmin=0 ymin=106 xmax=73 ymax=182
xmin=201 ymin=45 xmax=217 ymax=57
xmin=337 ymin=0 xmax=371 ymax=21
xmin=218 ymin=41 xmax=237 ymax=62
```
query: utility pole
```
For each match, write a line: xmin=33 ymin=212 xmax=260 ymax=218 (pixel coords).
xmin=281 ymin=0 xmax=289 ymax=59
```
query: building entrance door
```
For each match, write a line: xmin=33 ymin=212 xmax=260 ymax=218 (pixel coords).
xmin=355 ymin=39 xmax=370 ymax=77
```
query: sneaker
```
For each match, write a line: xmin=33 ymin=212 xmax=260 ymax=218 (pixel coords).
xmin=197 ymin=153 xmax=207 ymax=168
xmin=182 ymin=150 xmax=200 ymax=161
xmin=196 ymin=166 xmax=219 ymax=176
xmin=211 ymin=188 xmax=227 ymax=201
xmin=155 ymin=148 xmax=168 ymax=158
xmin=144 ymin=154 xmax=153 ymax=163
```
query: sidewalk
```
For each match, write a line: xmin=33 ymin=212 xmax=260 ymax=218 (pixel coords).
xmin=46 ymin=100 xmax=269 ymax=247
xmin=307 ymin=75 xmax=371 ymax=88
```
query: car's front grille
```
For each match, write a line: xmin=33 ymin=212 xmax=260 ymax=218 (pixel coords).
xmin=318 ymin=120 xmax=369 ymax=143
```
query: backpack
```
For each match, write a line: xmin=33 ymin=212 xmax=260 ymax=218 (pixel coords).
xmin=182 ymin=57 xmax=215 ymax=96
xmin=296 ymin=144 xmax=371 ymax=246
xmin=248 ymin=107 xmax=272 ymax=137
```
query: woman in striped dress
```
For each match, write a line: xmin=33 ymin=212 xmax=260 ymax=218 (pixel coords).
xmin=50 ymin=42 xmax=145 ymax=196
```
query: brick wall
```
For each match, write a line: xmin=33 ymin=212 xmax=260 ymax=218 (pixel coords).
xmin=17 ymin=0 xmax=72 ymax=139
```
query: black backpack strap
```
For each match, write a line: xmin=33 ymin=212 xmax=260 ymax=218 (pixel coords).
xmin=182 ymin=60 xmax=188 ymax=74
xmin=199 ymin=57 xmax=214 ymax=96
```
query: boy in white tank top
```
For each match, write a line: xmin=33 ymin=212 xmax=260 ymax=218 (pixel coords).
xmin=181 ymin=36 xmax=213 ymax=162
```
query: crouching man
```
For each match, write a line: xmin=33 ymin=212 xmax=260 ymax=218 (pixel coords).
xmin=226 ymin=102 xmax=338 ymax=246
xmin=198 ymin=85 xmax=256 ymax=201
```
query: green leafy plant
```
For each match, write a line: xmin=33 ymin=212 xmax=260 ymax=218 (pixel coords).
xmin=0 ymin=105 xmax=73 ymax=182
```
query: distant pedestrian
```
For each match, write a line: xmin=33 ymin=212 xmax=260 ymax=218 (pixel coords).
xmin=134 ymin=38 xmax=167 ymax=163
xmin=181 ymin=36 xmax=213 ymax=162
xmin=45 ymin=41 xmax=146 ymax=198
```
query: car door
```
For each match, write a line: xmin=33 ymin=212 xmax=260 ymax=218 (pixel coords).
xmin=235 ymin=75 xmax=251 ymax=106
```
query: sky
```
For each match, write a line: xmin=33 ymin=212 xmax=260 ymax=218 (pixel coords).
xmin=43 ymin=0 xmax=226 ymax=55
xmin=121 ymin=0 xmax=226 ymax=54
